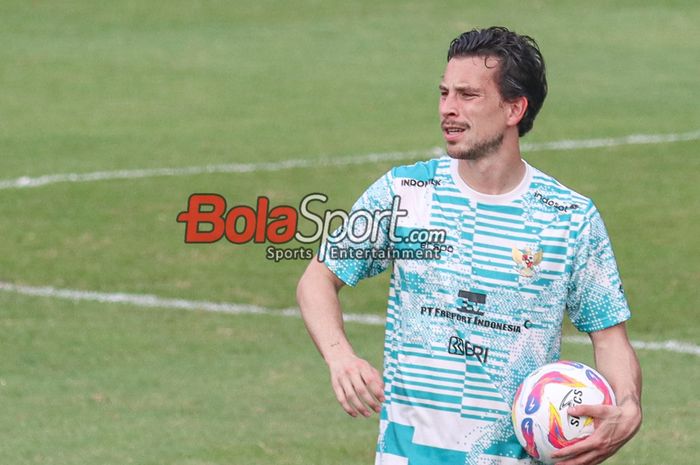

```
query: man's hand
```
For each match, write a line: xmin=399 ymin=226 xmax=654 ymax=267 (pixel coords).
xmin=550 ymin=322 xmax=643 ymax=464
xmin=297 ymin=259 xmax=386 ymax=418
xmin=327 ymin=353 xmax=385 ymax=418
xmin=550 ymin=399 xmax=642 ymax=465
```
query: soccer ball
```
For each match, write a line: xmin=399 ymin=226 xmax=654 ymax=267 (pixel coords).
xmin=511 ymin=361 xmax=616 ymax=464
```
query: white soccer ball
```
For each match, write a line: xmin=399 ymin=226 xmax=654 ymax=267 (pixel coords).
xmin=511 ymin=361 xmax=616 ymax=464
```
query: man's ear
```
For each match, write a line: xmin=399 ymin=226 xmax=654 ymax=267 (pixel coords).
xmin=507 ymin=96 xmax=528 ymax=128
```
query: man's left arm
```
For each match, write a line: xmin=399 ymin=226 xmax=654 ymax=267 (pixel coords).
xmin=552 ymin=322 xmax=642 ymax=465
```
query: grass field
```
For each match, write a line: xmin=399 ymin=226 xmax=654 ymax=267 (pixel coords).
xmin=0 ymin=1 xmax=699 ymax=464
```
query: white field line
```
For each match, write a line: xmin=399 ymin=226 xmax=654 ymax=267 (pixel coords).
xmin=1 ymin=280 xmax=698 ymax=356
xmin=1 ymin=129 xmax=699 ymax=190
xmin=0 ymin=148 xmax=443 ymax=190
xmin=561 ymin=335 xmax=700 ymax=357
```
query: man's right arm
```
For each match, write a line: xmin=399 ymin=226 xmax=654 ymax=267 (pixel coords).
xmin=296 ymin=257 xmax=385 ymax=417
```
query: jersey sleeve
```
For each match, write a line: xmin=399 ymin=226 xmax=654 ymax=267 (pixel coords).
xmin=566 ymin=204 xmax=631 ymax=333
xmin=319 ymin=170 xmax=395 ymax=287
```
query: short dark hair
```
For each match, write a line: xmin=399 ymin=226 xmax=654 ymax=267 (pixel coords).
xmin=447 ymin=27 xmax=547 ymax=137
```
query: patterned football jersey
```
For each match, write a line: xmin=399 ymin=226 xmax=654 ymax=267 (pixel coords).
xmin=321 ymin=157 xmax=630 ymax=465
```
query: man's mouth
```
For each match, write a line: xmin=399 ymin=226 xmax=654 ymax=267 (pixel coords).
xmin=442 ymin=124 xmax=468 ymax=142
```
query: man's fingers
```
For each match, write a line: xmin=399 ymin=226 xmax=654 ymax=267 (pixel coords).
xmin=331 ymin=377 xmax=358 ymax=417
xmin=366 ymin=379 xmax=385 ymax=411
xmin=360 ymin=369 xmax=385 ymax=411
xmin=362 ymin=368 xmax=386 ymax=403
xmin=361 ymin=372 xmax=385 ymax=413
xmin=340 ymin=375 xmax=371 ymax=417
xmin=328 ymin=357 xmax=384 ymax=417
xmin=551 ymin=433 xmax=602 ymax=460
xmin=568 ymin=403 xmax=611 ymax=419
xmin=350 ymin=371 xmax=380 ymax=415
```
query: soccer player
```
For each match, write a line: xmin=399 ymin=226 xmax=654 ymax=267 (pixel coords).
xmin=297 ymin=27 xmax=642 ymax=465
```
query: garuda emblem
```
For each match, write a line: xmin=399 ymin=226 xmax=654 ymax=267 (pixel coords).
xmin=512 ymin=247 xmax=543 ymax=277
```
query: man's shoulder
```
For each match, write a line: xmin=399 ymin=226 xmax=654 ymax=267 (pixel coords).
xmin=527 ymin=163 xmax=597 ymax=218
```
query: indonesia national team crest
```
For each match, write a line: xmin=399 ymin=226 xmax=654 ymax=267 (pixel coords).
xmin=512 ymin=247 xmax=543 ymax=277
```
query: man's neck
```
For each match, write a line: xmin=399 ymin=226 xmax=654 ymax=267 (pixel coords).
xmin=456 ymin=139 xmax=526 ymax=195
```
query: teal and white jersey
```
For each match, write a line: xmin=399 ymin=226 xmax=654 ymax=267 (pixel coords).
xmin=321 ymin=157 xmax=630 ymax=465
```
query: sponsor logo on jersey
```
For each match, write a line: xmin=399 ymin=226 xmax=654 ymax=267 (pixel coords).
xmin=421 ymin=306 xmax=469 ymax=323
xmin=422 ymin=290 xmax=530 ymax=333
xmin=400 ymin=178 xmax=441 ymax=187
xmin=533 ymin=191 xmax=579 ymax=212
xmin=456 ymin=290 xmax=486 ymax=316
xmin=447 ymin=336 xmax=489 ymax=364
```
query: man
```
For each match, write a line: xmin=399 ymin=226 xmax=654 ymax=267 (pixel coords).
xmin=297 ymin=27 xmax=642 ymax=465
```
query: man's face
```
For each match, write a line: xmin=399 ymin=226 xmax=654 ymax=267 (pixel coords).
xmin=439 ymin=56 xmax=510 ymax=160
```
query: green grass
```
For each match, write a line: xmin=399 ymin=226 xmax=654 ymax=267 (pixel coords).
xmin=0 ymin=0 xmax=698 ymax=464
xmin=0 ymin=295 xmax=382 ymax=465
xmin=0 ymin=294 xmax=697 ymax=465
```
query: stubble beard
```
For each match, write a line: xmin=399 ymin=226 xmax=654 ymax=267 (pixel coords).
xmin=447 ymin=132 xmax=505 ymax=161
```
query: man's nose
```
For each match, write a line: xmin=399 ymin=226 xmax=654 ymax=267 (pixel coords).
xmin=440 ymin=93 xmax=458 ymax=119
